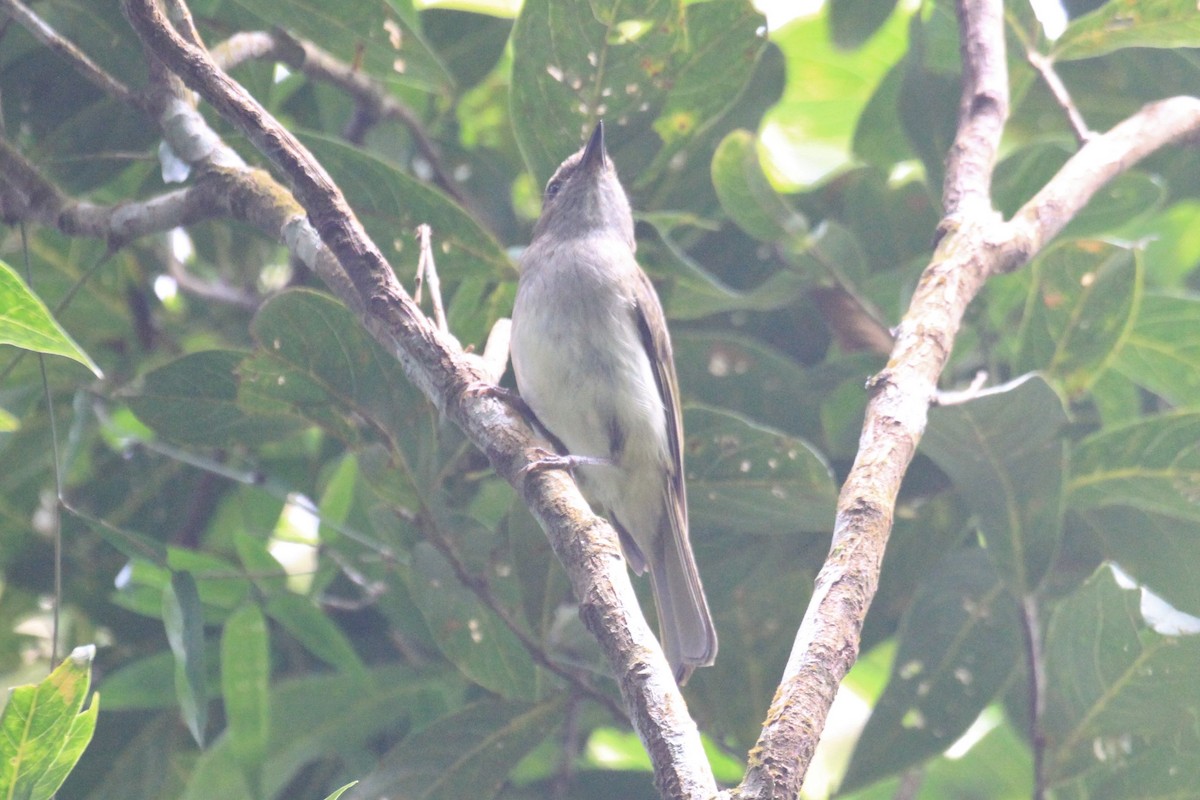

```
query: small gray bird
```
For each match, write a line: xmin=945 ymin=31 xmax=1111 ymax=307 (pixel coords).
xmin=510 ymin=121 xmax=717 ymax=684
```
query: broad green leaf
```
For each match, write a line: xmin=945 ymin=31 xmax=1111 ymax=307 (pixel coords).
xmin=764 ymin=3 xmax=911 ymax=187
xmin=510 ymin=0 xmax=765 ymax=185
xmin=711 ymin=129 xmax=808 ymax=243
xmin=1054 ymin=0 xmax=1200 ymax=61
xmin=0 ymin=645 xmax=99 ymax=800
xmin=125 ymin=350 xmax=304 ymax=446
xmin=684 ymin=405 xmax=836 ymax=534
xmin=1072 ymin=506 xmax=1200 ymax=617
xmin=229 ymin=0 xmax=453 ymax=93
xmin=97 ymin=647 xmax=221 ymax=711
xmin=403 ymin=543 xmax=537 ymax=700
xmin=830 ymin=0 xmax=900 ymax=49
xmin=265 ymin=593 xmax=367 ymax=677
xmin=644 ymin=223 xmax=809 ymax=320
xmin=1069 ymin=411 xmax=1200 ymax=523
xmin=1020 ymin=241 xmax=1141 ymax=395
xmin=922 ymin=375 xmax=1068 ymax=593
xmin=180 ymin=666 xmax=456 ymax=800
xmin=318 ymin=453 xmax=359 ymax=546
xmin=674 ymin=331 xmax=826 ymax=445
xmin=298 ymin=133 xmax=511 ymax=282
xmin=0 ymin=258 xmax=101 ymax=377
xmin=221 ymin=603 xmax=271 ymax=786
xmin=1112 ymin=293 xmax=1200 ymax=406
xmin=164 ymin=571 xmax=209 ymax=747
xmin=841 ymin=550 xmax=1021 ymax=793
xmin=1042 ymin=567 xmax=1200 ymax=784
xmin=1057 ymin=172 xmax=1165 ymax=240
xmin=243 ymin=289 xmax=431 ymax=466
xmin=345 ymin=698 xmax=562 ymax=800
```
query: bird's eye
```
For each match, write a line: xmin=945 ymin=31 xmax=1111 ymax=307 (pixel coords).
xmin=545 ymin=179 xmax=562 ymax=199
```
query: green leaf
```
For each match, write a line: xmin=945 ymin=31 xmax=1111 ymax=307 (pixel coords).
xmin=830 ymin=0 xmax=900 ymax=49
xmin=1057 ymin=172 xmax=1165 ymax=240
xmin=322 ymin=783 xmax=359 ymax=800
xmin=684 ymin=405 xmax=836 ymax=534
xmin=1069 ymin=410 xmax=1200 ymax=524
xmin=1042 ymin=566 xmax=1200 ymax=784
xmin=403 ymin=543 xmax=537 ymax=700
xmin=841 ymin=550 xmax=1021 ymax=793
xmin=1112 ymin=293 xmax=1200 ymax=406
xmin=510 ymin=0 xmax=765 ymax=185
xmin=345 ymin=698 xmax=562 ymax=800
xmin=765 ymin=4 xmax=911 ymax=187
xmin=221 ymin=603 xmax=271 ymax=786
xmin=1053 ymin=0 xmax=1200 ymax=61
xmin=229 ymin=0 xmax=453 ymax=93
xmin=265 ymin=593 xmax=367 ymax=677
xmin=164 ymin=571 xmax=209 ymax=747
xmin=97 ymin=647 xmax=220 ymax=711
xmin=674 ymin=331 xmax=826 ymax=445
xmin=1020 ymin=241 xmax=1142 ymax=395
xmin=0 ymin=645 xmax=99 ymax=800
xmin=298 ymin=134 xmax=511 ymax=283
xmin=922 ymin=375 xmax=1069 ymax=593
xmin=0 ymin=258 xmax=101 ymax=377
xmin=125 ymin=350 xmax=304 ymax=446
xmin=711 ymin=129 xmax=808 ymax=243
xmin=244 ymin=289 xmax=430 ymax=462
xmin=645 ymin=222 xmax=809 ymax=320
xmin=179 ymin=666 xmax=456 ymax=800
xmin=1072 ymin=506 xmax=1200 ymax=617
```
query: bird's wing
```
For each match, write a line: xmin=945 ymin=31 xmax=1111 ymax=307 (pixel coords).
xmin=629 ymin=267 xmax=687 ymax=534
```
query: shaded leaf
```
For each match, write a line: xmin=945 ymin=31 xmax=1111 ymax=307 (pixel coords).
xmin=842 ymin=550 xmax=1021 ymax=792
xmin=1112 ymin=293 xmax=1200 ymax=406
xmin=403 ymin=543 xmax=537 ymax=700
xmin=923 ymin=375 xmax=1068 ymax=592
xmin=221 ymin=603 xmax=271 ymax=785
xmin=230 ymin=0 xmax=453 ymax=92
xmin=164 ymin=571 xmax=209 ymax=747
xmin=684 ymin=405 xmax=836 ymax=534
xmin=126 ymin=350 xmax=304 ymax=446
xmin=1069 ymin=410 xmax=1200 ymax=523
xmin=510 ymin=0 xmax=765 ymax=185
xmin=1054 ymin=0 xmax=1200 ymax=61
xmin=265 ymin=593 xmax=367 ymax=677
xmin=345 ymin=698 xmax=562 ymax=800
xmin=1043 ymin=566 xmax=1200 ymax=784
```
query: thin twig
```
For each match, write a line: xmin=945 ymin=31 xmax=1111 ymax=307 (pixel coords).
xmin=415 ymin=224 xmax=448 ymax=335
xmin=1026 ymin=50 xmax=1092 ymax=146
xmin=417 ymin=510 xmax=628 ymax=724
xmin=209 ymin=29 xmax=468 ymax=206
xmin=1020 ymin=595 xmax=1048 ymax=800
xmin=0 ymin=0 xmax=139 ymax=108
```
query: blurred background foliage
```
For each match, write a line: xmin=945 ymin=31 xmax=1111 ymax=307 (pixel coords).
xmin=1 ymin=0 xmax=1199 ymax=798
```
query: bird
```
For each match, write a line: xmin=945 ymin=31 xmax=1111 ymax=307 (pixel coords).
xmin=509 ymin=121 xmax=717 ymax=684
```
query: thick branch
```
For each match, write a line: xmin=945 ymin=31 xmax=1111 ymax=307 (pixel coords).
xmin=942 ymin=0 xmax=1008 ymax=216
xmin=0 ymin=136 xmax=224 ymax=243
xmin=120 ymin=2 xmax=715 ymax=796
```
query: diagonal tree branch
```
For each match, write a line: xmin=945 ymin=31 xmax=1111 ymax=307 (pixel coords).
xmin=731 ymin=0 xmax=1200 ymax=796
xmin=119 ymin=1 xmax=716 ymax=797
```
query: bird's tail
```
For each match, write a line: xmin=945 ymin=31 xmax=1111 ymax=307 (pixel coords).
xmin=649 ymin=526 xmax=717 ymax=685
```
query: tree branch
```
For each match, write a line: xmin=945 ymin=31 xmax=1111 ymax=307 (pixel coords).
xmin=942 ymin=0 xmax=1008 ymax=218
xmin=732 ymin=0 xmax=1200 ymax=795
xmin=120 ymin=2 xmax=716 ymax=796
xmin=209 ymin=29 xmax=467 ymax=204
xmin=0 ymin=0 xmax=139 ymax=108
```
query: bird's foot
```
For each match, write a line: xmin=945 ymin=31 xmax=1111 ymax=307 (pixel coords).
xmin=519 ymin=449 xmax=611 ymax=478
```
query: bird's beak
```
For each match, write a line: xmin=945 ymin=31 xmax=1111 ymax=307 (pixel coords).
xmin=580 ymin=120 xmax=607 ymax=172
